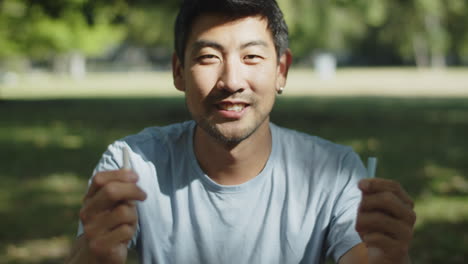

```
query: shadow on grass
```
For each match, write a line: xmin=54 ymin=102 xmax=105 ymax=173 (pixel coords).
xmin=412 ymin=219 xmax=468 ymax=264
xmin=0 ymin=98 xmax=190 ymax=178
xmin=1 ymin=96 xmax=467 ymax=263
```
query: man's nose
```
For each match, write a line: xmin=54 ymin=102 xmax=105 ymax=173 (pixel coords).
xmin=217 ymin=58 xmax=246 ymax=93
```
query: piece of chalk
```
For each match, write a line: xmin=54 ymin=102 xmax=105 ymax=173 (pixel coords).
xmin=123 ymin=146 xmax=131 ymax=169
xmin=367 ymin=157 xmax=377 ymax=178
xmin=366 ymin=157 xmax=382 ymax=257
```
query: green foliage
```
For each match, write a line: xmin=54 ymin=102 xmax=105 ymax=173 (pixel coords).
xmin=280 ymin=0 xmax=468 ymax=64
xmin=1 ymin=0 xmax=468 ymax=65
xmin=24 ymin=8 xmax=124 ymax=58
xmin=124 ymin=5 xmax=177 ymax=48
xmin=0 ymin=0 xmax=27 ymax=57
xmin=0 ymin=0 xmax=125 ymax=60
xmin=364 ymin=0 xmax=388 ymax=27
xmin=279 ymin=0 xmax=366 ymax=56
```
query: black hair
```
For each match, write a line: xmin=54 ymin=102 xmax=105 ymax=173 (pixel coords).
xmin=174 ymin=0 xmax=289 ymax=65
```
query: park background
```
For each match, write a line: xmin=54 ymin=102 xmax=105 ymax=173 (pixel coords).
xmin=1 ymin=0 xmax=468 ymax=263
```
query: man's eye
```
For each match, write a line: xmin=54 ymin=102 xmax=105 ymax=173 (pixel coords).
xmin=244 ymin=55 xmax=263 ymax=63
xmin=197 ymin=55 xmax=219 ymax=64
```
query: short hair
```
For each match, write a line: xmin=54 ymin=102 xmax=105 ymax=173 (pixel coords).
xmin=174 ymin=0 xmax=289 ymax=65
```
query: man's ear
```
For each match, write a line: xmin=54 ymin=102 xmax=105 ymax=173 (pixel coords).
xmin=276 ymin=49 xmax=293 ymax=91
xmin=172 ymin=53 xmax=185 ymax=92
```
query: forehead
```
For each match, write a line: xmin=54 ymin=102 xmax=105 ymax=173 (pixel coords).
xmin=186 ymin=14 xmax=274 ymax=49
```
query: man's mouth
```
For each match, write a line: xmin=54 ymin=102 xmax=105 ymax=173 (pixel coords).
xmin=216 ymin=103 xmax=249 ymax=112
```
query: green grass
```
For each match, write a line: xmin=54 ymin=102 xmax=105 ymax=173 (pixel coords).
xmin=1 ymin=94 xmax=468 ymax=262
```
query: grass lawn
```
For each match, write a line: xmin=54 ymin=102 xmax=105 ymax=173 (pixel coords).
xmin=0 ymin=69 xmax=467 ymax=263
xmin=2 ymin=68 xmax=468 ymax=99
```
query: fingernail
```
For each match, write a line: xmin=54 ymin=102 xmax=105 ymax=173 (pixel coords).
xmin=359 ymin=180 xmax=369 ymax=191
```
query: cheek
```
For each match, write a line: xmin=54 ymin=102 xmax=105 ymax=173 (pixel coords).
xmin=247 ymin=65 xmax=278 ymax=93
xmin=189 ymin=67 xmax=219 ymax=96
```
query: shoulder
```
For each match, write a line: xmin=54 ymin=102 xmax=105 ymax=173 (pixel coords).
xmin=121 ymin=120 xmax=195 ymax=148
xmin=270 ymin=123 xmax=365 ymax=191
xmin=271 ymin=123 xmax=354 ymax=160
xmin=98 ymin=121 xmax=195 ymax=169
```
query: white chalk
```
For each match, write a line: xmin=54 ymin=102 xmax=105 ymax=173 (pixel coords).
xmin=123 ymin=146 xmax=131 ymax=169
xmin=366 ymin=157 xmax=383 ymax=257
xmin=367 ymin=157 xmax=377 ymax=178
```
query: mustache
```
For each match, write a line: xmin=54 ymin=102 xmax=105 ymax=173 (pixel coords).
xmin=205 ymin=89 xmax=253 ymax=104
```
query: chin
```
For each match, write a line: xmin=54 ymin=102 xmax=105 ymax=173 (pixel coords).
xmin=200 ymin=120 xmax=254 ymax=145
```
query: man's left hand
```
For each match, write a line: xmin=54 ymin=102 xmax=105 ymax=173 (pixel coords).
xmin=356 ymin=178 xmax=417 ymax=264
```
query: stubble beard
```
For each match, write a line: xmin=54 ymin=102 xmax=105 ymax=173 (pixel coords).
xmin=189 ymin=105 xmax=269 ymax=148
xmin=196 ymin=117 xmax=255 ymax=147
xmin=186 ymin=90 xmax=273 ymax=147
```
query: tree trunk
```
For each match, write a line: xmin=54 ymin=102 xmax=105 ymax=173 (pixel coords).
xmin=431 ymin=53 xmax=446 ymax=69
xmin=53 ymin=52 xmax=87 ymax=79
xmin=424 ymin=14 xmax=447 ymax=69
xmin=53 ymin=54 xmax=69 ymax=75
xmin=314 ymin=52 xmax=336 ymax=80
xmin=69 ymin=52 xmax=86 ymax=79
xmin=412 ymin=34 xmax=430 ymax=68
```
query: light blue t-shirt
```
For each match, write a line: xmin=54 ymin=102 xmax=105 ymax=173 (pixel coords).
xmin=78 ymin=121 xmax=366 ymax=263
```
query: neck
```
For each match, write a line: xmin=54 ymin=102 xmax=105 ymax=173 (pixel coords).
xmin=193 ymin=120 xmax=272 ymax=185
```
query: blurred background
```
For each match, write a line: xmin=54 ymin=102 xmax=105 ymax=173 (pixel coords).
xmin=0 ymin=0 xmax=467 ymax=263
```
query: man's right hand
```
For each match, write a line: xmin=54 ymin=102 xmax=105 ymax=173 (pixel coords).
xmin=75 ymin=170 xmax=147 ymax=264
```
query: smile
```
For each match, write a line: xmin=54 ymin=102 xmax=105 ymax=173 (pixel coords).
xmin=216 ymin=103 xmax=249 ymax=112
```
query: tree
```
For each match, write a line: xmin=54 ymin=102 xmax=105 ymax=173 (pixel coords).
xmin=357 ymin=0 xmax=452 ymax=68
xmin=279 ymin=0 xmax=368 ymax=61
xmin=1 ymin=0 xmax=467 ymax=71
xmin=0 ymin=0 xmax=125 ymax=76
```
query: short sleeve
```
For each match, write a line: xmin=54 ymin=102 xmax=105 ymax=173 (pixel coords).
xmin=326 ymin=151 xmax=367 ymax=262
xmin=76 ymin=141 xmax=139 ymax=249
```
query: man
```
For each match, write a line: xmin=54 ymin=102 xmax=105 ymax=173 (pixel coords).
xmin=67 ymin=0 xmax=416 ymax=263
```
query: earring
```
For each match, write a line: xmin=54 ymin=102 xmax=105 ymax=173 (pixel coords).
xmin=277 ymin=87 xmax=284 ymax=95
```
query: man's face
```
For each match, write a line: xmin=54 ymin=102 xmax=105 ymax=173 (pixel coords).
xmin=173 ymin=14 xmax=291 ymax=144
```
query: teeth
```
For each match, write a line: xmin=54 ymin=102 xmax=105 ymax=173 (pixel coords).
xmin=219 ymin=104 xmax=245 ymax=112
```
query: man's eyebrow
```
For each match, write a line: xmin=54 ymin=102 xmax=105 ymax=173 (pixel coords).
xmin=241 ymin=40 xmax=268 ymax=49
xmin=240 ymin=40 xmax=269 ymax=49
xmin=191 ymin=39 xmax=269 ymax=54
xmin=191 ymin=40 xmax=224 ymax=53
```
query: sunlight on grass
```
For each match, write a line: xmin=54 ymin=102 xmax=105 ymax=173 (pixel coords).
xmin=0 ymin=173 xmax=85 ymax=213
xmin=26 ymin=173 xmax=86 ymax=206
xmin=424 ymin=163 xmax=468 ymax=195
xmin=415 ymin=197 xmax=468 ymax=229
xmin=4 ymin=236 xmax=71 ymax=263
xmin=2 ymin=68 xmax=468 ymax=99
xmin=0 ymin=123 xmax=85 ymax=149
xmin=0 ymin=71 xmax=177 ymax=99
xmin=34 ymin=173 xmax=85 ymax=193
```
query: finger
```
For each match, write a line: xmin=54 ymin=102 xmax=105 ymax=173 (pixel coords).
xmin=105 ymin=224 xmax=136 ymax=244
xmin=359 ymin=179 xmax=414 ymax=208
xmin=360 ymin=191 xmax=417 ymax=226
xmin=86 ymin=170 xmax=139 ymax=198
xmin=108 ymin=203 xmax=138 ymax=230
xmin=82 ymin=182 xmax=146 ymax=220
xmin=88 ymin=224 xmax=135 ymax=260
xmin=356 ymin=211 xmax=413 ymax=242
xmin=83 ymin=202 xmax=138 ymax=237
xmin=82 ymin=210 xmax=109 ymax=238
xmin=88 ymin=182 xmax=146 ymax=214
